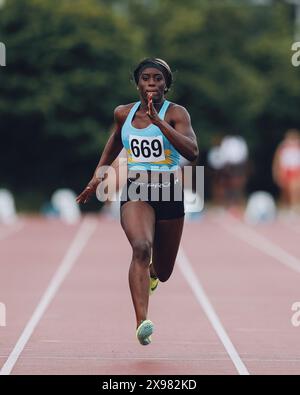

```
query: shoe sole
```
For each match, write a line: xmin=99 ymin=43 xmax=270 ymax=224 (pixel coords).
xmin=136 ymin=320 xmax=154 ymax=346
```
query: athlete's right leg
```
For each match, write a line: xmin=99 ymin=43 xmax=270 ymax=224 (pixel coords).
xmin=120 ymin=201 xmax=155 ymax=328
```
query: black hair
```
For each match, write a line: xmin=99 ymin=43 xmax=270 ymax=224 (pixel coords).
xmin=133 ymin=58 xmax=173 ymax=92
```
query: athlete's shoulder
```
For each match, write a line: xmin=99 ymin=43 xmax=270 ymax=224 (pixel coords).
xmin=114 ymin=103 xmax=136 ymax=117
xmin=166 ymin=102 xmax=191 ymax=121
xmin=114 ymin=103 xmax=136 ymax=124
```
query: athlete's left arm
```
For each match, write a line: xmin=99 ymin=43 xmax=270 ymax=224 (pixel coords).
xmin=151 ymin=105 xmax=199 ymax=162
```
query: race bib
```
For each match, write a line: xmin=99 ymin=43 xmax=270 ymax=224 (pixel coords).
xmin=129 ymin=135 xmax=165 ymax=162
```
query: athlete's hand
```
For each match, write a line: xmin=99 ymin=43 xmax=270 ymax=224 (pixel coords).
xmin=146 ymin=93 xmax=161 ymax=125
xmin=76 ymin=177 xmax=100 ymax=204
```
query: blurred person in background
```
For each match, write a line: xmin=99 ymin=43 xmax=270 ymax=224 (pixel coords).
xmin=207 ymin=135 xmax=227 ymax=206
xmin=272 ymin=129 xmax=300 ymax=212
xmin=207 ymin=135 xmax=249 ymax=211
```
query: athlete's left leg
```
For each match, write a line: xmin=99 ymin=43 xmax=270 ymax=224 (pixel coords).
xmin=151 ymin=216 xmax=184 ymax=282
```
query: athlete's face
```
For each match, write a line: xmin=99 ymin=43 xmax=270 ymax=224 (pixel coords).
xmin=138 ymin=67 xmax=166 ymax=102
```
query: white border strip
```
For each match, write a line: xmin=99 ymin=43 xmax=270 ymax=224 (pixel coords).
xmin=177 ymin=247 xmax=250 ymax=375
xmin=0 ymin=217 xmax=98 ymax=375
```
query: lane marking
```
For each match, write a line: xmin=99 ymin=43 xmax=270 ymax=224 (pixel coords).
xmin=215 ymin=215 xmax=300 ymax=274
xmin=280 ymin=221 xmax=300 ymax=236
xmin=177 ymin=247 xmax=250 ymax=376
xmin=0 ymin=217 xmax=98 ymax=375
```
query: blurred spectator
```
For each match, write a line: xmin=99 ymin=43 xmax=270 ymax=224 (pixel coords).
xmin=207 ymin=135 xmax=227 ymax=206
xmin=207 ymin=134 xmax=249 ymax=208
xmin=272 ymin=129 xmax=300 ymax=211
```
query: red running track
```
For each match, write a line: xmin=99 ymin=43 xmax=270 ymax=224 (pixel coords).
xmin=0 ymin=211 xmax=300 ymax=375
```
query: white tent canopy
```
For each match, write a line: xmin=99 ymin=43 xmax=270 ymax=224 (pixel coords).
xmin=0 ymin=189 xmax=17 ymax=224
xmin=51 ymin=189 xmax=81 ymax=224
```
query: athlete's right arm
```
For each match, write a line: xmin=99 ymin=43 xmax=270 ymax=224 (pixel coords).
xmin=76 ymin=105 xmax=127 ymax=204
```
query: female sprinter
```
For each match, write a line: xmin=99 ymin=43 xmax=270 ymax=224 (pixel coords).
xmin=76 ymin=58 xmax=198 ymax=345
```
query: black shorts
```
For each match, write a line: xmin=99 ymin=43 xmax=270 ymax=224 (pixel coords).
xmin=120 ymin=171 xmax=185 ymax=221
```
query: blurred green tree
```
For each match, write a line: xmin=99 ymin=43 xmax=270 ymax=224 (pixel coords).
xmin=126 ymin=0 xmax=300 ymax=193
xmin=0 ymin=0 xmax=142 ymax=209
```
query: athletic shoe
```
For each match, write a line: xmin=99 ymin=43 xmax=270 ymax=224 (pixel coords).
xmin=149 ymin=276 xmax=159 ymax=295
xmin=136 ymin=319 xmax=154 ymax=346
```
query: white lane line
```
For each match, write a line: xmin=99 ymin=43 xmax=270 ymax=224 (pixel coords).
xmin=177 ymin=247 xmax=250 ymax=376
xmin=0 ymin=221 xmax=24 ymax=241
xmin=0 ymin=217 xmax=98 ymax=375
xmin=281 ymin=222 xmax=300 ymax=236
xmin=215 ymin=216 xmax=300 ymax=274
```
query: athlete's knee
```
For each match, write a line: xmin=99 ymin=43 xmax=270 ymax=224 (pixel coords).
xmin=132 ymin=240 xmax=152 ymax=264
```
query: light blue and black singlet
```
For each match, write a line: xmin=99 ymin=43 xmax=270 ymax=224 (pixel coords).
xmin=120 ymin=100 xmax=185 ymax=220
xmin=121 ymin=100 xmax=180 ymax=172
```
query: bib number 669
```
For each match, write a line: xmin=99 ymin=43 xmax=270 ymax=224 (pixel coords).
xmin=129 ymin=136 xmax=165 ymax=162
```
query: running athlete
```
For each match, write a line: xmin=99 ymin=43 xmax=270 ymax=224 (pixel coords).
xmin=76 ymin=58 xmax=199 ymax=345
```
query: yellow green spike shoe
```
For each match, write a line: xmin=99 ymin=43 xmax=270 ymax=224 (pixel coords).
xmin=149 ymin=276 xmax=159 ymax=295
xmin=136 ymin=320 xmax=154 ymax=346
